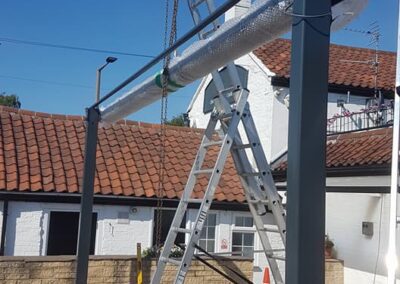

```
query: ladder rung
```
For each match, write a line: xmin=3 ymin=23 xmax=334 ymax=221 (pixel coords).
xmin=232 ymin=143 xmax=252 ymax=150
xmin=260 ymin=227 xmax=280 ymax=233
xmin=195 ymin=248 xmax=285 ymax=256
xmin=183 ymin=198 xmax=203 ymax=204
xmin=174 ymin=227 xmax=192 ymax=234
xmin=202 ymin=140 xmax=223 ymax=147
xmin=269 ymin=255 xmax=285 ymax=261
xmin=193 ymin=169 xmax=213 ymax=175
xmin=191 ymin=0 xmax=207 ymax=8
xmin=202 ymin=28 xmax=218 ymax=38
xmin=219 ymin=112 xmax=233 ymax=120
xmin=161 ymin=257 xmax=181 ymax=266
xmin=249 ymin=199 xmax=269 ymax=205
xmin=219 ymin=86 xmax=237 ymax=94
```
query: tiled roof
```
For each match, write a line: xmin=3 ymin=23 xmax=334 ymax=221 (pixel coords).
xmin=0 ymin=107 xmax=245 ymax=202
xmin=272 ymin=127 xmax=393 ymax=173
xmin=253 ymin=38 xmax=396 ymax=95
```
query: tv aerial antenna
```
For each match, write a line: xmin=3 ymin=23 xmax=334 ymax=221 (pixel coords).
xmin=341 ymin=22 xmax=381 ymax=101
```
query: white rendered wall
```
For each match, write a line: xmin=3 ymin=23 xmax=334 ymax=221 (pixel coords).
xmin=3 ymin=201 xmax=153 ymax=256
xmin=2 ymin=201 xmax=279 ymax=282
xmin=97 ymin=205 xmax=153 ymax=255
xmin=225 ymin=0 xmax=251 ymax=21
xmin=270 ymin=90 xmax=370 ymax=159
xmin=326 ymin=193 xmax=400 ymax=283
xmin=188 ymin=53 xmax=369 ymax=160
xmin=188 ymin=53 xmax=276 ymax=159
xmin=187 ymin=51 xmax=396 ymax=283
xmin=5 ymin=198 xmax=399 ymax=283
xmin=5 ymin=201 xmax=46 ymax=255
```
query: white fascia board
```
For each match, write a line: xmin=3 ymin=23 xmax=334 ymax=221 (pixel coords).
xmin=276 ymin=175 xmax=391 ymax=188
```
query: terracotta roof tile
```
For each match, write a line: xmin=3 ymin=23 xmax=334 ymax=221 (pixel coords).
xmin=253 ymin=39 xmax=395 ymax=95
xmin=273 ymin=127 xmax=393 ymax=172
xmin=0 ymin=107 xmax=244 ymax=202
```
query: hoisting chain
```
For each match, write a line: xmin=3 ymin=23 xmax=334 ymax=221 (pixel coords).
xmin=155 ymin=0 xmax=179 ymax=257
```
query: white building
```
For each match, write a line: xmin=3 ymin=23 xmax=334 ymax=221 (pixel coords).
xmin=0 ymin=106 xmax=273 ymax=283
xmin=187 ymin=3 xmax=398 ymax=282
xmin=0 ymin=5 xmax=398 ymax=284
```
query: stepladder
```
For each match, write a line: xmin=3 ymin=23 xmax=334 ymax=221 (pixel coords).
xmin=151 ymin=1 xmax=286 ymax=282
xmin=151 ymin=86 xmax=286 ymax=284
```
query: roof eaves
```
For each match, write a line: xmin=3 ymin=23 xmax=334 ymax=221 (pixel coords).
xmin=270 ymin=76 xmax=394 ymax=98
xmin=0 ymin=191 xmax=250 ymax=211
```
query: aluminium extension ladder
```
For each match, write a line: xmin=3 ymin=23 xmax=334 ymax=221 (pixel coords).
xmin=151 ymin=86 xmax=286 ymax=284
xmin=151 ymin=1 xmax=286 ymax=283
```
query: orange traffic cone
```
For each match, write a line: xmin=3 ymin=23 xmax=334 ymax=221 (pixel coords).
xmin=263 ymin=267 xmax=270 ymax=284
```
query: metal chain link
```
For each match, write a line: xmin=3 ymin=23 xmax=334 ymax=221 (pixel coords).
xmin=155 ymin=0 xmax=179 ymax=257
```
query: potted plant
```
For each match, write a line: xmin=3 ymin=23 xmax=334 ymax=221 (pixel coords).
xmin=142 ymin=245 xmax=184 ymax=259
xmin=325 ymin=235 xmax=335 ymax=259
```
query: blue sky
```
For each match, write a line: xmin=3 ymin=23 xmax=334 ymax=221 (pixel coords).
xmin=0 ymin=0 xmax=398 ymax=123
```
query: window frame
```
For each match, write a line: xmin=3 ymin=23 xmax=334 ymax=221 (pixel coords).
xmin=231 ymin=213 xmax=255 ymax=258
xmin=198 ymin=213 xmax=217 ymax=253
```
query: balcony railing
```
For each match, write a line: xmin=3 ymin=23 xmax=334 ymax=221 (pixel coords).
xmin=327 ymin=105 xmax=394 ymax=134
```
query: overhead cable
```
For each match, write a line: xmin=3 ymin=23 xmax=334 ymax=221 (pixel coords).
xmin=0 ymin=37 xmax=155 ymax=59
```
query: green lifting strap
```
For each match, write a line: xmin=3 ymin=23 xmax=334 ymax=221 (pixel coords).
xmin=154 ymin=70 xmax=185 ymax=92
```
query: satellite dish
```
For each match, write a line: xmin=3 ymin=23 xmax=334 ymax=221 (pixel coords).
xmin=203 ymin=65 xmax=249 ymax=114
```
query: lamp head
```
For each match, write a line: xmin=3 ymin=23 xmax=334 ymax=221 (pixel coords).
xmin=106 ymin=56 xmax=118 ymax=63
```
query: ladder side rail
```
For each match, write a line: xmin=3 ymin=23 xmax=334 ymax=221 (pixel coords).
xmin=241 ymin=106 xmax=287 ymax=243
xmin=174 ymin=89 xmax=249 ymax=283
xmin=246 ymin=190 xmax=285 ymax=284
xmin=221 ymin=120 xmax=284 ymax=284
xmin=151 ymin=116 xmax=219 ymax=284
xmin=187 ymin=0 xmax=205 ymax=38
xmin=226 ymin=62 xmax=243 ymax=89
xmin=188 ymin=0 xmax=220 ymax=40
xmin=204 ymin=0 xmax=221 ymax=29
xmin=211 ymin=70 xmax=226 ymax=92
xmin=187 ymin=0 xmax=242 ymax=93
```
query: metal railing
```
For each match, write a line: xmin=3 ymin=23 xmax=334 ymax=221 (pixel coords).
xmin=327 ymin=105 xmax=394 ymax=134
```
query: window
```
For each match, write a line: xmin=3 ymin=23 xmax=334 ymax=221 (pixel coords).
xmin=232 ymin=232 xmax=254 ymax=257
xmin=47 ymin=211 xmax=97 ymax=255
xmin=235 ymin=216 xmax=253 ymax=227
xmin=199 ymin=214 xmax=216 ymax=252
xmin=153 ymin=209 xmax=186 ymax=246
xmin=232 ymin=215 xmax=254 ymax=257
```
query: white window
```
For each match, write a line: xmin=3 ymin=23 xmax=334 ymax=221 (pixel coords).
xmin=232 ymin=215 xmax=254 ymax=257
xmin=199 ymin=214 xmax=216 ymax=252
xmin=235 ymin=216 xmax=253 ymax=227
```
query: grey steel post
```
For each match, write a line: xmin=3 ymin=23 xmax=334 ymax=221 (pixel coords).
xmin=75 ymin=107 xmax=100 ymax=284
xmin=95 ymin=69 xmax=101 ymax=103
xmin=95 ymin=57 xmax=118 ymax=102
xmin=286 ymin=0 xmax=331 ymax=283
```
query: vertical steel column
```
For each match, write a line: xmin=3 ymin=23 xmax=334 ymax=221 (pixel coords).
xmin=75 ymin=107 xmax=100 ymax=284
xmin=286 ymin=0 xmax=331 ymax=283
xmin=0 ymin=199 xmax=8 ymax=255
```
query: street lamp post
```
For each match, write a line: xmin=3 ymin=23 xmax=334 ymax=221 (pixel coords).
xmin=95 ymin=56 xmax=117 ymax=102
